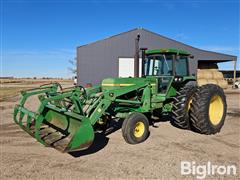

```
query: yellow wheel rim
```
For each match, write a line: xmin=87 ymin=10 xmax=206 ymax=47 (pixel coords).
xmin=134 ymin=122 xmax=145 ymax=138
xmin=187 ymin=98 xmax=193 ymax=110
xmin=209 ymin=95 xmax=224 ymax=125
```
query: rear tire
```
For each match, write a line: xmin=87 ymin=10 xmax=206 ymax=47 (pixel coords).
xmin=190 ymin=84 xmax=227 ymax=134
xmin=122 ymin=113 xmax=149 ymax=144
xmin=171 ymin=83 xmax=197 ymax=129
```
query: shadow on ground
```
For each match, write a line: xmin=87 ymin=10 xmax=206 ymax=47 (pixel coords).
xmin=69 ymin=132 xmax=109 ymax=157
xmin=69 ymin=114 xmax=176 ymax=157
xmin=227 ymin=109 xmax=240 ymax=117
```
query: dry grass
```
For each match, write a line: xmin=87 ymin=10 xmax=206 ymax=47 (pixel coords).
xmin=0 ymin=87 xmax=30 ymax=101
xmin=0 ymin=79 xmax=24 ymax=84
xmin=0 ymin=78 xmax=72 ymax=84
xmin=0 ymin=78 xmax=73 ymax=101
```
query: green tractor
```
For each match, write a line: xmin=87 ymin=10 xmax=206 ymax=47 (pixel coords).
xmin=13 ymin=48 xmax=227 ymax=152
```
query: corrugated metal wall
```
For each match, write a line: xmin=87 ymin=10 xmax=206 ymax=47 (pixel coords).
xmin=77 ymin=28 xmax=237 ymax=85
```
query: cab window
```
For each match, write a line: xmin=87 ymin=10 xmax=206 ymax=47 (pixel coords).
xmin=175 ymin=56 xmax=188 ymax=76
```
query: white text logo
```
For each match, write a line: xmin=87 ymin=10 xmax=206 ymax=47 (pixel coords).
xmin=181 ymin=161 xmax=237 ymax=179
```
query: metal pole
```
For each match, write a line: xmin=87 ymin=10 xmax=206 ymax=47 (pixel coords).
xmin=172 ymin=55 xmax=176 ymax=76
xmin=134 ymin=34 xmax=140 ymax=77
xmin=233 ymin=60 xmax=237 ymax=88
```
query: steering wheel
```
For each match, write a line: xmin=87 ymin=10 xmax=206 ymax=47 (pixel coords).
xmin=40 ymin=82 xmax=63 ymax=98
xmin=54 ymin=82 xmax=63 ymax=91
xmin=76 ymin=85 xmax=87 ymax=102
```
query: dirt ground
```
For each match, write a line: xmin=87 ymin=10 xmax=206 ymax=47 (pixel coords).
xmin=0 ymin=81 xmax=239 ymax=180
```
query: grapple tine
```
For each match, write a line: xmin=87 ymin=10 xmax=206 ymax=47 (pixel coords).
xmin=13 ymin=105 xmax=19 ymax=124
xmin=18 ymin=111 xmax=24 ymax=128
xmin=26 ymin=115 xmax=32 ymax=130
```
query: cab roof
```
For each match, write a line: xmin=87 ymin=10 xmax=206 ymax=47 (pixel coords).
xmin=145 ymin=48 xmax=191 ymax=56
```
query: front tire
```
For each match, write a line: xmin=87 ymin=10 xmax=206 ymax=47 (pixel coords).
xmin=122 ymin=113 xmax=149 ymax=144
xmin=190 ymin=84 xmax=227 ymax=134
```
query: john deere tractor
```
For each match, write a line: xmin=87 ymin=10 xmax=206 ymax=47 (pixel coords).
xmin=13 ymin=48 xmax=227 ymax=152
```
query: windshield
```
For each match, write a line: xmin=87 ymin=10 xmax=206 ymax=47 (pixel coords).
xmin=144 ymin=54 xmax=173 ymax=76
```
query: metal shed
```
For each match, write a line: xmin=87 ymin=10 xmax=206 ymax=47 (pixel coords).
xmin=77 ymin=28 xmax=237 ymax=86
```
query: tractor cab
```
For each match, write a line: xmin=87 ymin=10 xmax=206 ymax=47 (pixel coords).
xmin=142 ymin=48 xmax=194 ymax=93
xmin=143 ymin=48 xmax=190 ymax=77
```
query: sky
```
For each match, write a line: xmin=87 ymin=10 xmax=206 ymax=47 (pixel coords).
xmin=1 ymin=0 xmax=239 ymax=78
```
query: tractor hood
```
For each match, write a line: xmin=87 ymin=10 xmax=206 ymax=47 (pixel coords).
xmin=101 ymin=77 xmax=155 ymax=90
xmin=102 ymin=77 xmax=146 ymax=90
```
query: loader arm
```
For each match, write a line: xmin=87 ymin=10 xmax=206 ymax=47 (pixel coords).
xmin=88 ymin=82 xmax=149 ymax=125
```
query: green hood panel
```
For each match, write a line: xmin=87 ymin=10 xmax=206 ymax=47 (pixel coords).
xmin=101 ymin=77 xmax=155 ymax=90
xmin=102 ymin=77 xmax=144 ymax=89
xmin=146 ymin=48 xmax=190 ymax=56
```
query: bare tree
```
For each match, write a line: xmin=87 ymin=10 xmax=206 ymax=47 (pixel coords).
xmin=68 ymin=57 xmax=77 ymax=75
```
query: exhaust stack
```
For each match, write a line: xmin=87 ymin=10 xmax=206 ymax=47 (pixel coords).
xmin=134 ymin=34 xmax=140 ymax=77
xmin=140 ymin=47 xmax=148 ymax=77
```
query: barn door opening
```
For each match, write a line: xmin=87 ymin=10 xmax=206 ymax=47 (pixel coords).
xmin=118 ymin=57 xmax=142 ymax=77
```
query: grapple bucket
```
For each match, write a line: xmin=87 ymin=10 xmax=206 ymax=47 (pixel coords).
xmin=13 ymin=84 xmax=95 ymax=152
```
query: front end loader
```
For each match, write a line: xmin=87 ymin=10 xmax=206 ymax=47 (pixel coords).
xmin=14 ymin=77 xmax=155 ymax=152
xmin=14 ymin=47 xmax=227 ymax=153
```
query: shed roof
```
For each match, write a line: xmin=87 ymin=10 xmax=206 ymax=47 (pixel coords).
xmin=77 ymin=28 xmax=237 ymax=62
